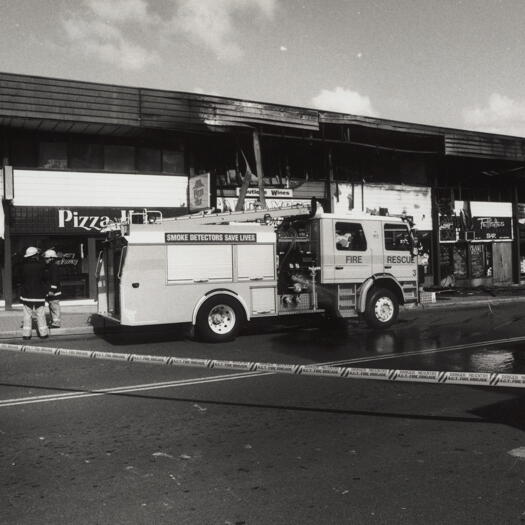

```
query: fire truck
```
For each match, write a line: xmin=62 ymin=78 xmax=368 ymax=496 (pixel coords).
xmin=97 ymin=200 xmax=419 ymax=342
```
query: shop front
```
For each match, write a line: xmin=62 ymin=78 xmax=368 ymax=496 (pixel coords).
xmin=9 ymin=206 xmax=185 ymax=302
xmin=438 ymin=201 xmax=513 ymax=287
xmin=2 ymin=168 xmax=189 ymax=305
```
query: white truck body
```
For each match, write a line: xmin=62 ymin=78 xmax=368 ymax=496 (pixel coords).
xmin=97 ymin=205 xmax=418 ymax=340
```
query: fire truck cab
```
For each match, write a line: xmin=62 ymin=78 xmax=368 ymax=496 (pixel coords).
xmin=97 ymin=203 xmax=418 ymax=342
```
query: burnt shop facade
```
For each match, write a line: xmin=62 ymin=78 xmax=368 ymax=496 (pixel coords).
xmin=3 ymin=72 xmax=525 ymax=305
xmin=5 ymin=167 xmax=189 ymax=304
xmin=438 ymin=201 xmax=514 ymax=286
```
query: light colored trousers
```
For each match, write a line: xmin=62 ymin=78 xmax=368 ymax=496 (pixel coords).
xmin=22 ymin=304 xmax=49 ymax=338
xmin=48 ymin=298 xmax=61 ymax=326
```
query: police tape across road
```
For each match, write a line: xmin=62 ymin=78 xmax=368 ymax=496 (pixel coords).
xmin=2 ymin=342 xmax=525 ymax=389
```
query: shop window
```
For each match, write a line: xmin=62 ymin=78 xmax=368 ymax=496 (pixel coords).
xmin=440 ymin=245 xmax=453 ymax=280
xmin=384 ymin=223 xmax=410 ymax=251
xmin=12 ymin=237 xmax=90 ymax=300
xmin=470 ymin=244 xmax=492 ymax=278
xmin=70 ymin=143 xmax=104 ymax=170
xmin=335 ymin=222 xmax=367 ymax=251
xmin=162 ymin=150 xmax=185 ymax=174
xmin=453 ymin=245 xmax=468 ymax=279
xmin=10 ymin=137 xmax=38 ymax=168
xmin=137 ymin=147 xmax=161 ymax=172
xmin=104 ymin=145 xmax=135 ymax=172
xmin=39 ymin=142 xmax=67 ymax=169
xmin=520 ymin=240 xmax=525 ymax=276
xmin=440 ymin=244 xmax=468 ymax=280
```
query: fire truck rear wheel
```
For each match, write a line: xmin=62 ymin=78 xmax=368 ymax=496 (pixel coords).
xmin=197 ymin=295 xmax=244 ymax=342
xmin=364 ymin=288 xmax=399 ymax=329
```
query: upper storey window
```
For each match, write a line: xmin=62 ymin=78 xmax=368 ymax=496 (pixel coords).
xmin=39 ymin=142 xmax=67 ymax=169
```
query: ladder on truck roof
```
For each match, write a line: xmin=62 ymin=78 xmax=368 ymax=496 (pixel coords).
xmin=136 ymin=204 xmax=314 ymax=226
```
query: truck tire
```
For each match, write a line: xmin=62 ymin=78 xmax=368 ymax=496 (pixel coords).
xmin=364 ymin=288 xmax=398 ymax=329
xmin=196 ymin=295 xmax=244 ymax=342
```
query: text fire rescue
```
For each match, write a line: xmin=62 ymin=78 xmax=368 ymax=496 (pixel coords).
xmin=345 ymin=255 xmax=412 ymax=264
xmin=165 ymin=232 xmax=257 ymax=243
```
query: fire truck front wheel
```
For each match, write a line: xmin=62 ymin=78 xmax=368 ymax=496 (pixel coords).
xmin=364 ymin=288 xmax=399 ymax=329
xmin=196 ymin=295 xmax=244 ymax=342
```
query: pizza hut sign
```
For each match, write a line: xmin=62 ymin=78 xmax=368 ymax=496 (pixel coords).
xmin=58 ymin=209 xmax=131 ymax=232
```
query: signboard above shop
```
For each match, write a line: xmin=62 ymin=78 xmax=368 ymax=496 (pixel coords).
xmin=10 ymin=206 xmax=187 ymax=235
xmin=472 ymin=216 xmax=512 ymax=240
xmin=454 ymin=201 xmax=513 ymax=242
xmin=235 ymin=187 xmax=294 ymax=198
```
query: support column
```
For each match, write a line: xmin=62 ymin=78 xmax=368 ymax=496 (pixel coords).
xmin=430 ymin=185 xmax=441 ymax=287
xmin=1 ymin=132 xmax=13 ymax=309
xmin=252 ymin=129 xmax=266 ymax=208
xmin=88 ymin=237 xmax=97 ymax=300
xmin=2 ymin=203 xmax=12 ymax=309
xmin=326 ymin=145 xmax=335 ymax=213
xmin=513 ymin=183 xmax=520 ymax=284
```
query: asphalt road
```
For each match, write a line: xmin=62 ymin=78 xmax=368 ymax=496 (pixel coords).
xmin=2 ymin=302 xmax=525 ymax=524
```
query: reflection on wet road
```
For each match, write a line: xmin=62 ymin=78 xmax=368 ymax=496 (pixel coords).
xmin=357 ymin=303 xmax=525 ymax=374
xmin=248 ymin=301 xmax=525 ymax=375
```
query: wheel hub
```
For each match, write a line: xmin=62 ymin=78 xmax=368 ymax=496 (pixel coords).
xmin=374 ymin=297 xmax=394 ymax=323
xmin=208 ymin=304 xmax=236 ymax=334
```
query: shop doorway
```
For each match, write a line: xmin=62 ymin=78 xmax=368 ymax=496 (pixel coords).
xmin=493 ymin=242 xmax=513 ymax=284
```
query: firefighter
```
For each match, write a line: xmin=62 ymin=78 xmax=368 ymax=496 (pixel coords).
xmin=44 ymin=249 xmax=61 ymax=328
xmin=20 ymin=247 xmax=49 ymax=340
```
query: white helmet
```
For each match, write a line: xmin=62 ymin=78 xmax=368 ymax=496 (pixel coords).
xmin=24 ymin=246 xmax=39 ymax=258
xmin=44 ymin=249 xmax=58 ymax=259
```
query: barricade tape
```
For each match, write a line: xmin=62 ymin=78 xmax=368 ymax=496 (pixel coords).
xmin=2 ymin=342 xmax=525 ymax=388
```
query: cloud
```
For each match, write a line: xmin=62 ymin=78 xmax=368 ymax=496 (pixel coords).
xmin=311 ymin=87 xmax=379 ymax=117
xmin=63 ymin=18 xmax=121 ymax=42
xmin=62 ymin=0 xmax=159 ymax=70
xmin=86 ymin=0 xmax=151 ymax=22
xmin=168 ymin=0 xmax=277 ymax=61
xmin=463 ymin=93 xmax=525 ymax=137
xmin=62 ymin=0 xmax=277 ymax=69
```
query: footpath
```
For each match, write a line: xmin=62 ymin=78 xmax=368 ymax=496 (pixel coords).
xmin=2 ymin=287 xmax=525 ymax=339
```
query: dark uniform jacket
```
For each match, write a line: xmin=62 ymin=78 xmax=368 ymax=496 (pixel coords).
xmin=20 ymin=257 xmax=47 ymax=306
xmin=46 ymin=261 xmax=62 ymax=299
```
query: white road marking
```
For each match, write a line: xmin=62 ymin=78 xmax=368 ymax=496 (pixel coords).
xmin=0 ymin=372 xmax=268 ymax=408
xmin=508 ymin=447 xmax=525 ymax=459
xmin=1 ymin=334 xmax=523 ymax=408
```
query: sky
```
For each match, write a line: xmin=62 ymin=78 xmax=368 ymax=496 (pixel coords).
xmin=1 ymin=0 xmax=525 ymax=136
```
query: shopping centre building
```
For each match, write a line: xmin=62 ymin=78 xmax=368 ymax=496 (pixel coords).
xmin=1 ymin=71 xmax=525 ymax=308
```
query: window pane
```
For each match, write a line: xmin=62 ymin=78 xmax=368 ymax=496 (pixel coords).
xmin=137 ymin=147 xmax=161 ymax=172
xmin=384 ymin=223 xmax=410 ymax=251
xmin=39 ymin=142 xmax=67 ymax=169
xmin=104 ymin=145 xmax=135 ymax=172
xmin=162 ymin=150 xmax=185 ymax=174
xmin=335 ymin=222 xmax=367 ymax=251
xmin=453 ymin=245 xmax=468 ymax=278
xmin=12 ymin=236 xmax=90 ymax=299
xmin=11 ymin=138 xmax=38 ymax=168
xmin=70 ymin=143 xmax=103 ymax=170
xmin=470 ymin=243 xmax=493 ymax=278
